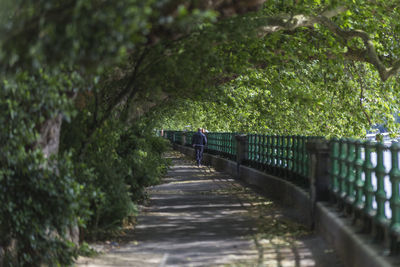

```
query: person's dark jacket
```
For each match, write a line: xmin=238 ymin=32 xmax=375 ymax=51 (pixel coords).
xmin=192 ymin=131 xmax=207 ymax=146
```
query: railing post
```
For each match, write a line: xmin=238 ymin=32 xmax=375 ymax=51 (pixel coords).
xmin=330 ymin=138 xmax=340 ymax=198
xmin=182 ymin=132 xmax=187 ymax=146
xmin=390 ymin=142 xmax=400 ymax=253
xmin=338 ymin=139 xmax=348 ymax=201
xmin=345 ymin=139 xmax=356 ymax=208
xmin=235 ymin=134 xmax=248 ymax=174
xmin=375 ymin=142 xmax=387 ymax=226
xmin=363 ymin=141 xmax=375 ymax=233
xmin=354 ymin=140 xmax=364 ymax=210
xmin=306 ymin=138 xmax=331 ymax=205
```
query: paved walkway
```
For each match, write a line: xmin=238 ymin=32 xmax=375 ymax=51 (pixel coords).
xmin=76 ymin=151 xmax=343 ymax=267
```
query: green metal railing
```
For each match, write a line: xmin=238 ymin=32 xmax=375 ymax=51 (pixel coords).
xmin=163 ymin=130 xmax=310 ymax=185
xmin=246 ymin=135 xmax=311 ymax=185
xmin=184 ymin=132 xmax=194 ymax=146
xmin=206 ymin=132 xmax=237 ymax=160
xmin=161 ymin=130 xmax=400 ymax=253
xmin=330 ymin=138 xmax=400 ymax=251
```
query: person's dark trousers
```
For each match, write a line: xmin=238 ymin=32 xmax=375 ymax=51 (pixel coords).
xmin=194 ymin=145 xmax=204 ymax=166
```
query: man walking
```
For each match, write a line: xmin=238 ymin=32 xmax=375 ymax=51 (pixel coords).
xmin=192 ymin=128 xmax=207 ymax=167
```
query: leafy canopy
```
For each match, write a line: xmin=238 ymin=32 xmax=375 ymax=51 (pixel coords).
xmin=2 ymin=0 xmax=400 ymax=265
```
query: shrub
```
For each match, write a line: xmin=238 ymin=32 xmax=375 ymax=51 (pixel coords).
xmin=0 ymin=152 xmax=84 ymax=266
xmin=63 ymin=119 xmax=170 ymax=240
xmin=0 ymin=70 xmax=87 ymax=266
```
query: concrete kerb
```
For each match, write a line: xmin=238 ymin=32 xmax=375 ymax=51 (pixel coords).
xmin=173 ymin=143 xmax=400 ymax=267
xmin=315 ymin=202 xmax=398 ymax=267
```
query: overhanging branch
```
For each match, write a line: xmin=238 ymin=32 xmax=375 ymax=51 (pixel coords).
xmin=258 ymin=6 xmax=347 ymax=35
xmin=315 ymin=15 xmax=399 ymax=81
xmin=257 ymin=5 xmax=400 ymax=81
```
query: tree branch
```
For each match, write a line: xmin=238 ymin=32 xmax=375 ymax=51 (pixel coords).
xmin=77 ymin=47 xmax=149 ymax=157
xmin=257 ymin=5 xmax=400 ymax=81
xmin=92 ymin=87 xmax=99 ymax=127
xmin=101 ymin=47 xmax=149 ymax=119
xmin=258 ymin=6 xmax=347 ymax=35
xmin=359 ymin=82 xmax=372 ymax=126
xmin=314 ymin=15 xmax=399 ymax=81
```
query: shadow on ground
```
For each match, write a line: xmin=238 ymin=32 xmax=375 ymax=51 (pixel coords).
xmin=76 ymin=151 xmax=343 ymax=267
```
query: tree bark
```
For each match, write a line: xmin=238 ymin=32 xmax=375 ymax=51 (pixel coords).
xmin=36 ymin=114 xmax=80 ymax=246
xmin=37 ymin=114 xmax=63 ymax=158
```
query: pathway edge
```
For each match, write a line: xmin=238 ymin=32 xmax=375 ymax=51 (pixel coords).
xmin=173 ymin=143 xmax=400 ymax=267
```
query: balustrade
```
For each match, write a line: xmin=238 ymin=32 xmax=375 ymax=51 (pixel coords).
xmin=163 ymin=130 xmax=400 ymax=254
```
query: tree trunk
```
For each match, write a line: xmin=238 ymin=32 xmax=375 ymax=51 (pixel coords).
xmin=37 ymin=114 xmax=80 ymax=246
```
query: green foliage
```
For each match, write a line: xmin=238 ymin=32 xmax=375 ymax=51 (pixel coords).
xmin=0 ymin=70 xmax=86 ymax=266
xmin=1 ymin=69 xmax=80 ymax=144
xmin=0 ymin=1 xmax=176 ymax=263
xmin=147 ymin=0 xmax=400 ymax=138
xmin=0 ymin=152 xmax=82 ymax=266
xmin=2 ymin=0 xmax=400 ymax=264
xmin=152 ymin=60 xmax=400 ymax=138
xmin=117 ymin=127 xmax=170 ymax=201
xmin=0 ymin=0 xmax=156 ymax=73
xmin=61 ymin=115 xmax=170 ymax=239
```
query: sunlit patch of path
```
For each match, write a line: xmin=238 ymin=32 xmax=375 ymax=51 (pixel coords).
xmin=75 ymin=151 xmax=343 ymax=267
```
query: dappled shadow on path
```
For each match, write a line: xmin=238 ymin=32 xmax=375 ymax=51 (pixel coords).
xmin=115 ymin=157 xmax=258 ymax=266
xmin=76 ymin=151 xmax=343 ymax=267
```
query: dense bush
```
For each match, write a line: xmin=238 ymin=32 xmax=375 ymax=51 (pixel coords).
xmin=0 ymin=70 xmax=170 ymax=264
xmin=61 ymin=118 xmax=170 ymax=240
xmin=0 ymin=152 xmax=83 ymax=266
xmin=118 ymin=127 xmax=170 ymax=202
xmin=0 ymin=71 xmax=86 ymax=266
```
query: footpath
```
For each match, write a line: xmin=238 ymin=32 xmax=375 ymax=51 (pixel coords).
xmin=76 ymin=151 xmax=344 ymax=267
